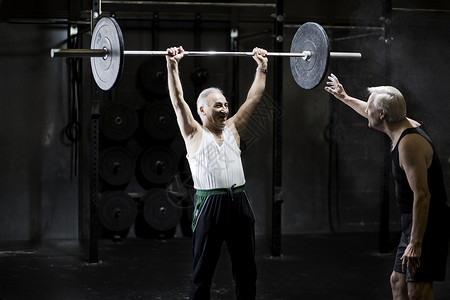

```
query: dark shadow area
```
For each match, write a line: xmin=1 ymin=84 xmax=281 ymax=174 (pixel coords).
xmin=1 ymin=233 xmax=449 ymax=300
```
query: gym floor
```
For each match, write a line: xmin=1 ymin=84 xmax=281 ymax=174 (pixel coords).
xmin=1 ymin=233 xmax=449 ymax=300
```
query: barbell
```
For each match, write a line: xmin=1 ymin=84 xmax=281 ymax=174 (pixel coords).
xmin=50 ymin=17 xmax=362 ymax=90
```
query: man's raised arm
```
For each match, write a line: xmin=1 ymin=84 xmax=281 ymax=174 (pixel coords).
xmin=166 ymin=46 xmax=201 ymax=141
xmin=229 ymin=47 xmax=268 ymax=133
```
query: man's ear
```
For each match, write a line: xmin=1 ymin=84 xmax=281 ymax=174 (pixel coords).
xmin=379 ymin=109 xmax=386 ymax=120
xmin=199 ymin=105 xmax=206 ymax=116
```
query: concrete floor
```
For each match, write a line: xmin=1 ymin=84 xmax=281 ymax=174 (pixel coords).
xmin=1 ymin=233 xmax=449 ymax=300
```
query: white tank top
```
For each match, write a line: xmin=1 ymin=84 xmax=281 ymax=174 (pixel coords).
xmin=187 ymin=126 xmax=246 ymax=189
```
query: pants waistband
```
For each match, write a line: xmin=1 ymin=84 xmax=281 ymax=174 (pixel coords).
xmin=195 ymin=184 xmax=245 ymax=197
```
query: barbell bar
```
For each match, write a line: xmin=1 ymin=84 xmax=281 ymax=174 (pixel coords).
xmin=52 ymin=48 xmax=311 ymax=58
xmin=50 ymin=17 xmax=362 ymax=90
xmin=52 ymin=49 xmax=360 ymax=59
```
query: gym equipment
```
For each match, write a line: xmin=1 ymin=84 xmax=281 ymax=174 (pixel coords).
xmin=140 ymin=188 xmax=182 ymax=232
xmin=142 ymin=102 xmax=178 ymax=141
xmin=98 ymin=191 xmax=137 ymax=232
xmin=99 ymin=101 xmax=138 ymax=141
xmin=50 ymin=17 xmax=361 ymax=90
xmin=139 ymin=146 xmax=178 ymax=185
xmin=99 ymin=147 xmax=136 ymax=186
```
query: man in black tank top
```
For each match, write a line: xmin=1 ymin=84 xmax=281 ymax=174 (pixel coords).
xmin=325 ymin=73 xmax=450 ymax=300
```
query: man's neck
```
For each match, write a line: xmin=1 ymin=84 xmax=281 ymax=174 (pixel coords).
xmin=204 ymin=124 xmax=225 ymax=136
xmin=385 ymin=119 xmax=414 ymax=148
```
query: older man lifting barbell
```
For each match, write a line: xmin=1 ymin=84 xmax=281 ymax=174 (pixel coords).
xmin=165 ymin=45 xmax=267 ymax=300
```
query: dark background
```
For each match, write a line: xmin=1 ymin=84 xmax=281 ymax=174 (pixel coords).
xmin=0 ymin=0 xmax=449 ymax=244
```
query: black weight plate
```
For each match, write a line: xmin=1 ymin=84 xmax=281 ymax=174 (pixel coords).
xmin=191 ymin=67 xmax=209 ymax=86
xmin=143 ymin=102 xmax=178 ymax=140
xmin=99 ymin=191 xmax=137 ymax=232
xmin=100 ymin=102 xmax=139 ymax=141
xmin=99 ymin=146 xmax=136 ymax=186
xmin=290 ymin=22 xmax=330 ymax=89
xmin=138 ymin=58 xmax=169 ymax=99
xmin=90 ymin=17 xmax=124 ymax=91
xmin=142 ymin=188 xmax=182 ymax=231
xmin=139 ymin=146 xmax=178 ymax=184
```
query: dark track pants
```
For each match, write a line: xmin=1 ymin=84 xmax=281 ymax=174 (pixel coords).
xmin=190 ymin=185 xmax=256 ymax=300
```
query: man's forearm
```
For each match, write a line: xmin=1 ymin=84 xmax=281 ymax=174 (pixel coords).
xmin=340 ymin=95 xmax=368 ymax=119
xmin=410 ymin=194 xmax=430 ymax=245
xmin=167 ymin=62 xmax=184 ymax=108
xmin=246 ymin=69 xmax=266 ymax=103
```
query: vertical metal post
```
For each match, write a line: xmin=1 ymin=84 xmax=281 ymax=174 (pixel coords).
xmin=327 ymin=101 xmax=338 ymax=233
xmin=89 ymin=106 xmax=100 ymax=263
xmin=325 ymin=0 xmax=338 ymax=234
xmin=271 ymin=0 xmax=284 ymax=257
xmin=379 ymin=0 xmax=392 ymax=254
xmin=89 ymin=0 xmax=100 ymax=264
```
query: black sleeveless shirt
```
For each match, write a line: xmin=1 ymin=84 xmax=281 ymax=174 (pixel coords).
xmin=391 ymin=126 xmax=449 ymax=218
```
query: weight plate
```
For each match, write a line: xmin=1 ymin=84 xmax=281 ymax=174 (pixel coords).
xmin=100 ymin=102 xmax=138 ymax=141
xmin=143 ymin=102 xmax=178 ymax=140
xmin=99 ymin=191 xmax=137 ymax=232
xmin=138 ymin=58 xmax=169 ymax=99
xmin=290 ymin=22 xmax=330 ymax=89
xmin=191 ymin=67 xmax=209 ymax=86
xmin=141 ymin=188 xmax=182 ymax=231
xmin=139 ymin=146 xmax=178 ymax=184
xmin=99 ymin=146 xmax=136 ymax=186
xmin=90 ymin=17 xmax=124 ymax=91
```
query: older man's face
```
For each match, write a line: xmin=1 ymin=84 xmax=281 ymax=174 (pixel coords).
xmin=366 ymin=94 xmax=382 ymax=129
xmin=202 ymin=93 xmax=229 ymax=129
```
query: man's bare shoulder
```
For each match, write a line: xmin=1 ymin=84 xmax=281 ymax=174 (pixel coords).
xmin=398 ymin=133 xmax=433 ymax=168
